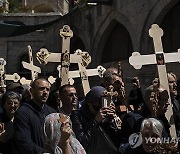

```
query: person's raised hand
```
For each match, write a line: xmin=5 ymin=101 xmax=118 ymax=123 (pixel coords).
xmin=95 ymin=107 xmax=110 ymax=123
xmin=59 ymin=120 xmax=72 ymax=147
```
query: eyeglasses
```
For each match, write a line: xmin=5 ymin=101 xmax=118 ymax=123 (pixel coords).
xmin=68 ymin=93 xmax=77 ymax=97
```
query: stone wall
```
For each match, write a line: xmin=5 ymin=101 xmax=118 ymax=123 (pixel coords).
xmin=0 ymin=14 xmax=64 ymax=79
xmin=22 ymin=0 xmax=69 ymax=14
xmin=1 ymin=0 xmax=180 ymax=93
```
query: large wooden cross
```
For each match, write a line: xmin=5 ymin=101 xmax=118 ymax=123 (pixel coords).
xmin=71 ymin=49 xmax=94 ymax=95
xmin=48 ymin=63 xmax=106 ymax=96
xmin=129 ymin=24 xmax=178 ymax=137
xmin=69 ymin=65 xmax=106 ymax=81
xmin=0 ymin=58 xmax=20 ymax=87
xmin=59 ymin=25 xmax=73 ymax=85
xmin=36 ymin=26 xmax=84 ymax=86
xmin=20 ymin=45 xmax=41 ymax=85
xmin=47 ymin=48 xmax=105 ymax=95
xmin=39 ymin=48 xmax=93 ymax=95
xmin=36 ymin=47 xmax=84 ymax=83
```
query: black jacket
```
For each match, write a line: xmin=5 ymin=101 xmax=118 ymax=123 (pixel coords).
xmin=13 ymin=100 xmax=56 ymax=154
xmin=0 ymin=112 xmax=14 ymax=154
xmin=172 ymin=96 xmax=180 ymax=137
xmin=70 ymin=106 xmax=121 ymax=153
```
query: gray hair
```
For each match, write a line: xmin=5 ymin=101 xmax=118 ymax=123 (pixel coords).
xmin=141 ymin=118 xmax=163 ymax=137
xmin=167 ymin=72 xmax=177 ymax=81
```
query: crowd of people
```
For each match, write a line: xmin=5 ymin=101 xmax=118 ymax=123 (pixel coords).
xmin=0 ymin=67 xmax=179 ymax=154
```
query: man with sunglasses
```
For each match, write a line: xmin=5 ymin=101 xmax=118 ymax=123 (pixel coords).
xmin=59 ymin=84 xmax=78 ymax=116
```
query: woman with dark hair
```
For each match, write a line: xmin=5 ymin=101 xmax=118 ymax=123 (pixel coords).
xmin=0 ymin=91 xmax=21 ymax=154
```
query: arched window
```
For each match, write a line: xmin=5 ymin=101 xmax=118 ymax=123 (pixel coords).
xmin=160 ymin=2 xmax=180 ymax=53
xmin=70 ymin=36 xmax=86 ymax=53
xmin=101 ymin=21 xmax=133 ymax=63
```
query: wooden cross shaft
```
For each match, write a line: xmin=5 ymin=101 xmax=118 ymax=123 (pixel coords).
xmin=129 ymin=24 xmax=177 ymax=137
xmin=0 ymin=58 xmax=20 ymax=87
xmin=21 ymin=45 xmax=41 ymax=85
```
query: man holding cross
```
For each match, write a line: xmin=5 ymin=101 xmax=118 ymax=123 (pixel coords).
xmin=102 ymin=67 xmax=134 ymax=118
xmin=102 ymin=67 xmax=126 ymax=106
xmin=129 ymin=24 xmax=180 ymax=137
xmin=119 ymin=83 xmax=179 ymax=153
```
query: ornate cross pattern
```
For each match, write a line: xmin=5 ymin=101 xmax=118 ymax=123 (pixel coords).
xmin=0 ymin=58 xmax=20 ymax=87
xmin=59 ymin=25 xmax=73 ymax=85
xmin=21 ymin=45 xmax=41 ymax=85
xmin=103 ymin=85 xmax=118 ymax=105
xmin=129 ymin=24 xmax=178 ymax=137
xmin=48 ymin=64 xmax=105 ymax=96
xmin=36 ymin=25 xmax=83 ymax=87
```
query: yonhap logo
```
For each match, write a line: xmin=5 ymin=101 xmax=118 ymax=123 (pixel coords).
xmin=129 ymin=132 xmax=142 ymax=148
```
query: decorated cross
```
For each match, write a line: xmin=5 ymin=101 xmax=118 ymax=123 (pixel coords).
xmin=103 ymin=85 xmax=122 ymax=129
xmin=59 ymin=25 xmax=73 ymax=85
xmin=36 ymin=48 xmax=85 ymax=84
xmin=0 ymin=58 xmax=20 ymax=87
xmin=38 ymin=48 xmax=92 ymax=95
xmin=103 ymin=85 xmax=118 ymax=106
xmin=48 ymin=64 xmax=105 ymax=96
xmin=36 ymin=25 xmax=93 ymax=95
xmin=72 ymin=49 xmax=92 ymax=95
xmin=129 ymin=24 xmax=178 ymax=137
xmin=20 ymin=45 xmax=41 ymax=85
xmin=69 ymin=65 xmax=106 ymax=82
xmin=36 ymin=25 xmax=84 ymax=86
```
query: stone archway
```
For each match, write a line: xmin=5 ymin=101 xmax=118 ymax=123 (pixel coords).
xmin=160 ymin=2 xmax=180 ymax=53
xmin=101 ymin=20 xmax=133 ymax=63
xmin=68 ymin=36 xmax=86 ymax=71
xmin=70 ymin=36 xmax=86 ymax=53
xmin=139 ymin=0 xmax=180 ymax=84
xmin=140 ymin=0 xmax=180 ymax=53
xmin=93 ymin=11 xmax=134 ymax=66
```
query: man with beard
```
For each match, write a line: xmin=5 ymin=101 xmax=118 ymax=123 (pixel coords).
xmin=102 ymin=67 xmax=126 ymax=107
xmin=102 ymin=68 xmax=133 ymax=118
xmin=13 ymin=78 xmax=56 ymax=154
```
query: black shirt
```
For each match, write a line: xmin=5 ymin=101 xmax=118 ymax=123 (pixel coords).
xmin=13 ymin=100 xmax=56 ymax=154
xmin=0 ymin=112 xmax=14 ymax=154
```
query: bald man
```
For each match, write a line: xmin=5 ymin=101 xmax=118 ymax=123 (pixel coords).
xmin=13 ymin=78 xmax=56 ymax=154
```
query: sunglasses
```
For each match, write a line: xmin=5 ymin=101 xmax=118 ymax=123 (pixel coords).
xmin=68 ymin=92 xmax=77 ymax=97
